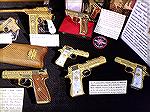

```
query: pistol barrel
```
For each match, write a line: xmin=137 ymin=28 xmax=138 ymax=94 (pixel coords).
xmin=2 ymin=70 xmax=33 ymax=79
xmin=114 ymin=57 xmax=136 ymax=68
xmin=83 ymin=56 xmax=106 ymax=69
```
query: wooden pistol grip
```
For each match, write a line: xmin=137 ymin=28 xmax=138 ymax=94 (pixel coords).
xmin=80 ymin=17 xmax=88 ymax=35
xmin=0 ymin=43 xmax=48 ymax=68
xmin=90 ymin=7 xmax=101 ymax=19
xmin=32 ymin=73 xmax=51 ymax=104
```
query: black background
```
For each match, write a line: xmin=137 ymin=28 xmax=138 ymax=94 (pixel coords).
xmin=0 ymin=0 xmax=150 ymax=112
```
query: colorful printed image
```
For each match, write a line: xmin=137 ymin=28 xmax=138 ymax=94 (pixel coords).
xmin=109 ymin=0 xmax=137 ymax=14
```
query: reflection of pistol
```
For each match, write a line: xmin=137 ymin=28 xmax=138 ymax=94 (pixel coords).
xmin=65 ymin=56 xmax=106 ymax=97
xmin=88 ymin=0 xmax=101 ymax=19
xmin=65 ymin=9 xmax=90 ymax=35
xmin=0 ymin=7 xmax=53 ymax=34
xmin=2 ymin=69 xmax=51 ymax=104
xmin=55 ymin=45 xmax=89 ymax=67
xmin=0 ymin=17 xmax=20 ymax=40
xmin=0 ymin=43 xmax=48 ymax=68
xmin=114 ymin=57 xmax=149 ymax=90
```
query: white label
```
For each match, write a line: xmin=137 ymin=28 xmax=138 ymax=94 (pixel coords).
xmin=30 ymin=34 xmax=59 ymax=47
xmin=0 ymin=88 xmax=24 ymax=112
xmin=121 ymin=0 xmax=150 ymax=67
xmin=89 ymin=81 xmax=127 ymax=95
xmin=94 ymin=9 xmax=126 ymax=40
xmin=0 ymin=32 xmax=13 ymax=44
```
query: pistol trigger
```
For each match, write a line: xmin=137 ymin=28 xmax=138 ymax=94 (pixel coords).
xmin=65 ymin=75 xmax=69 ymax=78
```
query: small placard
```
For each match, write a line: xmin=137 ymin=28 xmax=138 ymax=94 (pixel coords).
xmin=30 ymin=34 xmax=59 ymax=47
xmin=0 ymin=33 xmax=13 ymax=44
xmin=0 ymin=88 xmax=24 ymax=112
xmin=94 ymin=9 xmax=126 ymax=40
xmin=89 ymin=81 xmax=127 ymax=95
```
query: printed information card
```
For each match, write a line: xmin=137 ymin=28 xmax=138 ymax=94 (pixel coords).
xmin=121 ymin=0 xmax=150 ymax=67
xmin=0 ymin=88 xmax=24 ymax=112
xmin=30 ymin=34 xmax=59 ymax=47
xmin=94 ymin=9 xmax=126 ymax=40
xmin=89 ymin=81 xmax=127 ymax=95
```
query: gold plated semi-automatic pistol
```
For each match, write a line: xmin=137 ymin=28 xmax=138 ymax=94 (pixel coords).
xmin=55 ymin=45 xmax=89 ymax=67
xmin=2 ymin=69 xmax=51 ymax=104
xmin=114 ymin=57 xmax=149 ymax=90
xmin=65 ymin=56 xmax=106 ymax=97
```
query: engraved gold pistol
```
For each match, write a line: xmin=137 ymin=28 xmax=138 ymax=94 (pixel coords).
xmin=65 ymin=56 xmax=106 ymax=97
xmin=55 ymin=45 xmax=89 ymax=67
xmin=65 ymin=9 xmax=91 ymax=35
xmin=0 ymin=7 xmax=53 ymax=34
xmin=2 ymin=69 xmax=51 ymax=104
xmin=114 ymin=57 xmax=149 ymax=90
xmin=0 ymin=17 xmax=20 ymax=40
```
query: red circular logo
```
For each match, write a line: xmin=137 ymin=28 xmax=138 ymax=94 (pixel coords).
xmin=93 ymin=36 xmax=107 ymax=49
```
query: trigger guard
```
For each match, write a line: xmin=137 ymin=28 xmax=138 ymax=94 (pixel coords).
xmin=82 ymin=69 xmax=91 ymax=77
xmin=125 ymin=67 xmax=133 ymax=74
xmin=70 ymin=54 xmax=77 ymax=60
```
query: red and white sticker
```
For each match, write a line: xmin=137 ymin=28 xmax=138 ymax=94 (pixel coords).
xmin=93 ymin=36 xmax=107 ymax=49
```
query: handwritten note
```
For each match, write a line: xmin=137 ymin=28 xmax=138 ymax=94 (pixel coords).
xmin=0 ymin=88 xmax=24 ymax=112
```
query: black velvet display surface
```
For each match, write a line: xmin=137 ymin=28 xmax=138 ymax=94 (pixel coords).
xmin=0 ymin=1 xmax=150 ymax=112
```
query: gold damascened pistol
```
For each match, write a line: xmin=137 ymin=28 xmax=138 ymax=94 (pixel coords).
xmin=65 ymin=56 xmax=106 ymax=97
xmin=0 ymin=7 xmax=53 ymax=34
xmin=2 ymin=69 xmax=51 ymax=104
xmin=65 ymin=9 xmax=91 ymax=35
xmin=55 ymin=45 xmax=89 ymax=67
xmin=114 ymin=57 xmax=149 ymax=90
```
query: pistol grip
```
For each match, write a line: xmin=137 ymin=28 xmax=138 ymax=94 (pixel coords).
xmin=131 ymin=67 xmax=144 ymax=89
xmin=79 ymin=17 xmax=88 ymax=35
xmin=70 ymin=70 xmax=85 ymax=97
xmin=29 ymin=14 xmax=38 ymax=34
xmin=55 ymin=54 xmax=68 ymax=67
xmin=90 ymin=6 xmax=101 ymax=19
xmin=32 ymin=74 xmax=51 ymax=104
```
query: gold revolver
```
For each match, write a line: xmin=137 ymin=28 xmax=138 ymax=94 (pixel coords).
xmin=65 ymin=56 xmax=106 ymax=97
xmin=114 ymin=57 xmax=149 ymax=90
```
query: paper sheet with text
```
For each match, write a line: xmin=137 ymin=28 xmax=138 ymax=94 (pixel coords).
xmin=94 ymin=9 xmax=126 ymax=40
xmin=121 ymin=0 xmax=150 ymax=67
xmin=0 ymin=88 xmax=24 ymax=112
